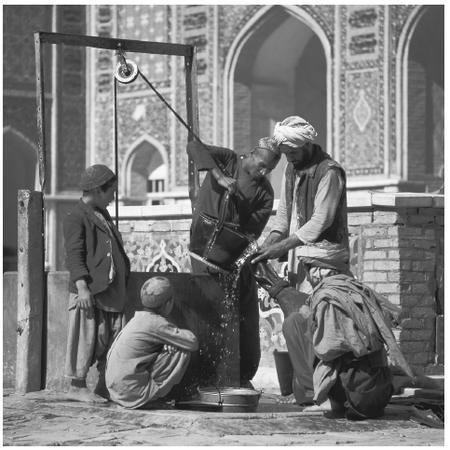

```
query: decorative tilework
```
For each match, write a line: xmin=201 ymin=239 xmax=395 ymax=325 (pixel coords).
xmin=57 ymin=6 xmax=86 ymax=191
xmin=342 ymin=70 xmax=383 ymax=175
xmin=3 ymin=5 xmax=53 ymax=90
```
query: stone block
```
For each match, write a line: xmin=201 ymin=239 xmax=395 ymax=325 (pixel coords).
xmin=348 ymin=213 xmax=373 ymax=226
xmin=171 ymin=220 xmax=192 ymax=231
xmin=149 ymin=221 xmax=172 ymax=232
xmin=362 ymin=271 xmax=387 ymax=282
xmin=410 ymin=283 xmax=432 ymax=295
xmin=432 ymin=196 xmax=444 ymax=208
xmin=373 ymin=211 xmax=404 ymax=225
xmin=374 ymin=283 xmax=398 ymax=294
xmin=400 ymin=317 xmax=422 ymax=329
xmin=403 ymin=352 xmax=433 ymax=366
xmin=435 ymin=216 xmax=444 ymax=226
xmin=373 ymin=238 xmax=395 ymax=248
xmin=400 ymin=341 xmax=432 ymax=354
xmin=387 ymin=271 xmax=401 ymax=282
xmin=372 ymin=194 xmax=433 ymax=208
xmin=400 ymin=329 xmax=434 ymax=341
xmin=412 ymin=260 xmax=435 ymax=272
xmin=418 ymin=207 xmax=440 ymax=216
xmin=133 ymin=221 xmax=151 ymax=232
xmin=363 ymin=227 xmax=388 ymax=237
xmin=410 ymin=307 xmax=436 ymax=319
xmin=363 ymin=261 xmax=374 ymax=271
xmin=374 ymin=260 xmax=399 ymax=271
xmin=400 ymin=260 xmax=412 ymax=270
xmin=364 ymin=250 xmax=387 ymax=260
xmin=407 ymin=215 xmax=436 ymax=226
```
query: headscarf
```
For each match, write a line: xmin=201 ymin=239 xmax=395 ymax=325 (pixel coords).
xmin=273 ymin=116 xmax=318 ymax=148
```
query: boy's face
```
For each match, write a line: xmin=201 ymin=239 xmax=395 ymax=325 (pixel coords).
xmin=92 ymin=181 xmax=117 ymax=209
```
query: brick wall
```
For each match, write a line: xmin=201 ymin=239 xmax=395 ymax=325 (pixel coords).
xmin=115 ymin=193 xmax=444 ymax=375
xmin=347 ymin=193 xmax=444 ymax=375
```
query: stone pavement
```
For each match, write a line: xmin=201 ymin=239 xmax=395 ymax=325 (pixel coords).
xmin=2 ymin=389 xmax=444 ymax=446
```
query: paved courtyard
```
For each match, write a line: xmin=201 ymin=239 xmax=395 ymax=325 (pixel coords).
xmin=3 ymin=389 xmax=444 ymax=446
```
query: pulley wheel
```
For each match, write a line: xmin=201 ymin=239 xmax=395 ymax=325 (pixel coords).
xmin=114 ymin=60 xmax=139 ymax=84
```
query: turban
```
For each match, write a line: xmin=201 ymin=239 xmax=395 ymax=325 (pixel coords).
xmin=140 ymin=276 xmax=174 ymax=309
xmin=273 ymin=116 xmax=317 ymax=148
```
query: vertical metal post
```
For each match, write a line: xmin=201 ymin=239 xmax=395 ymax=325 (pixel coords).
xmin=184 ymin=46 xmax=200 ymax=207
xmin=113 ymin=76 xmax=119 ymax=228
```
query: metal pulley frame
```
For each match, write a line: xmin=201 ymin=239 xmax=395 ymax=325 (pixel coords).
xmin=34 ymin=32 xmax=201 ymax=228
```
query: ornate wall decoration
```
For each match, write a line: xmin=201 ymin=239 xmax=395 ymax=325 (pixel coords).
xmin=342 ymin=70 xmax=383 ymax=175
xmin=57 ymin=6 xmax=87 ymax=191
xmin=338 ymin=6 xmax=386 ymax=177
xmin=344 ymin=5 xmax=381 ymax=65
xmin=3 ymin=6 xmax=53 ymax=90
xmin=302 ymin=5 xmax=335 ymax=43
xmin=146 ymin=240 xmax=181 ymax=272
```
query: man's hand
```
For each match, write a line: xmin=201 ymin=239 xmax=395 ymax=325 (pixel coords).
xmin=259 ymin=231 xmax=284 ymax=251
xmin=211 ymin=168 xmax=237 ymax=194
xmin=163 ymin=344 xmax=178 ymax=354
xmin=251 ymin=234 xmax=302 ymax=264
xmin=75 ymin=279 xmax=95 ymax=319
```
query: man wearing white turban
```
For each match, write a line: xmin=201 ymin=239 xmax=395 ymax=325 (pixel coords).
xmin=252 ymin=115 xmax=351 ymax=407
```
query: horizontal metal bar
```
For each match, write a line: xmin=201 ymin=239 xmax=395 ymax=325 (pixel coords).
xmin=35 ymin=32 xmax=193 ymax=57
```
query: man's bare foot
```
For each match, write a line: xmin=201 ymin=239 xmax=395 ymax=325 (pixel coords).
xmin=65 ymin=386 xmax=108 ymax=404
xmin=303 ymin=399 xmax=333 ymax=412
xmin=276 ymin=393 xmax=314 ymax=406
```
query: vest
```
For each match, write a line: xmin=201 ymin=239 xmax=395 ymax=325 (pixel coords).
xmin=284 ymin=145 xmax=348 ymax=247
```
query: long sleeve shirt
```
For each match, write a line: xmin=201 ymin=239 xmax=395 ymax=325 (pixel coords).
xmin=271 ymin=168 xmax=349 ymax=274
xmin=188 ymin=142 xmax=274 ymax=240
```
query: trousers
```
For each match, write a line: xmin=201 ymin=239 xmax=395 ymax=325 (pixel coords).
xmin=65 ymin=293 xmax=125 ymax=380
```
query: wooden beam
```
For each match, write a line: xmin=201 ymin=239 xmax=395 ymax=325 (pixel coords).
xmin=34 ymin=34 xmax=47 ymax=192
xmin=185 ymin=47 xmax=200 ymax=206
xmin=36 ymin=31 xmax=192 ymax=57
xmin=16 ymin=190 xmax=45 ymax=393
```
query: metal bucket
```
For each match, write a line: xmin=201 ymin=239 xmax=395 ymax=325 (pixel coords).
xmin=176 ymin=387 xmax=261 ymax=412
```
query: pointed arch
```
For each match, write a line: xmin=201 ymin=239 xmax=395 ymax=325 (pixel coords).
xmin=395 ymin=5 xmax=427 ymax=180
xmin=396 ymin=5 xmax=444 ymax=185
xmin=222 ymin=5 xmax=332 ymax=153
xmin=121 ymin=134 xmax=168 ymax=202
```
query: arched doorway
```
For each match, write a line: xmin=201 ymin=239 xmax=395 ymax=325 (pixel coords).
xmin=231 ymin=6 xmax=328 ymax=197
xmin=122 ymin=136 xmax=168 ymax=205
xmin=406 ymin=6 xmax=444 ymax=191
xmin=3 ymin=128 xmax=38 ymax=271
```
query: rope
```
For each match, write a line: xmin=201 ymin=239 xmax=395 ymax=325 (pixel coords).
xmin=137 ymin=70 xmax=233 ymax=179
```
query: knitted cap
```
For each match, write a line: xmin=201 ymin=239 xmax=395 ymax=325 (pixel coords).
xmin=80 ymin=165 xmax=116 ymax=191
xmin=140 ymin=276 xmax=174 ymax=309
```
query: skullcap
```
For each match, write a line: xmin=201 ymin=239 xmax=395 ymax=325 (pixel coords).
xmin=140 ymin=276 xmax=174 ymax=309
xmin=80 ymin=165 xmax=116 ymax=191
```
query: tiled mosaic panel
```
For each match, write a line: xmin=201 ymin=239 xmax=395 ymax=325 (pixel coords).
xmin=343 ymin=69 xmax=383 ymax=175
